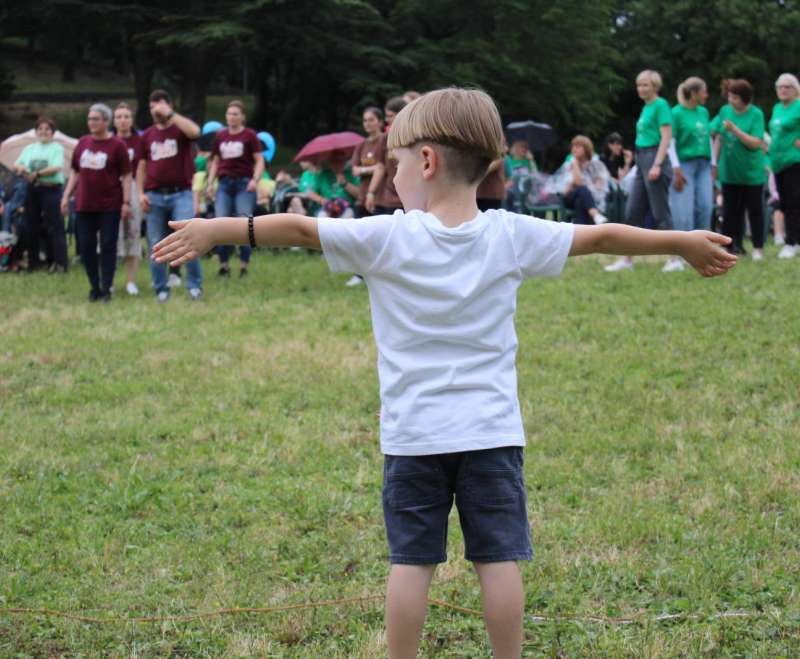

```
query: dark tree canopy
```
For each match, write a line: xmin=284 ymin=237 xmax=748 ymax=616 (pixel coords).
xmin=1 ymin=0 xmax=798 ymax=148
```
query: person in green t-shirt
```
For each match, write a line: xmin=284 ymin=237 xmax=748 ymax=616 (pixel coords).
xmin=606 ymin=69 xmax=680 ymax=273
xmin=668 ymin=77 xmax=713 ymax=234
xmin=13 ymin=116 xmax=68 ymax=272
xmin=503 ymin=140 xmax=536 ymax=213
xmin=503 ymin=140 xmax=536 ymax=179
xmin=769 ymin=72 xmax=800 ymax=257
xmin=306 ymin=149 xmax=360 ymax=216
xmin=710 ymin=78 xmax=767 ymax=258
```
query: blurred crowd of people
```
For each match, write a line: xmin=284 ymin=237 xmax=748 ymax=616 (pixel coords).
xmin=1 ymin=70 xmax=798 ymax=300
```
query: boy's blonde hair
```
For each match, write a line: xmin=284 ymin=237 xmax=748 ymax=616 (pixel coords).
xmin=388 ymin=88 xmax=504 ymax=184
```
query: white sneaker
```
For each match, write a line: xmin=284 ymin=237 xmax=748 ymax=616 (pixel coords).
xmin=604 ymin=258 xmax=633 ymax=272
xmin=751 ymin=249 xmax=763 ymax=261
xmin=126 ymin=281 xmax=139 ymax=296
xmin=593 ymin=213 xmax=608 ymax=225
xmin=661 ymin=257 xmax=686 ymax=272
xmin=156 ymin=290 xmax=169 ymax=304
xmin=167 ymin=273 xmax=182 ymax=288
xmin=774 ymin=234 xmax=785 ymax=246
xmin=345 ymin=275 xmax=363 ymax=287
xmin=188 ymin=287 xmax=202 ymax=301
xmin=778 ymin=244 xmax=798 ymax=259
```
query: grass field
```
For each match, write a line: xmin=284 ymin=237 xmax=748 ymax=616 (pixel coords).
xmin=1 ymin=243 xmax=799 ymax=657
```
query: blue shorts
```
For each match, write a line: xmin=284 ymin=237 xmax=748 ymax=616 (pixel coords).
xmin=382 ymin=446 xmax=532 ymax=565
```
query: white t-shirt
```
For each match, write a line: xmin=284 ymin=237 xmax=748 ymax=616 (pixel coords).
xmin=318 ymin=208 xmax=575 ymax=456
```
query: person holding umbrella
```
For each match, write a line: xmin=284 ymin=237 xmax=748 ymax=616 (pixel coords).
xmin=306 ymin=150 xmax=360 ymax=215
xmin=13 ymin=117 xmax=67 ymax=273
xmin=293 ymin=132 xmax=363 ymax=214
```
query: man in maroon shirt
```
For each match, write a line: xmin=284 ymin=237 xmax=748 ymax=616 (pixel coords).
xmin=206 ymin=100 xmax=263 ymax=277
xmin=61 ymin=103 xmax=132 ymax=302
xmin=136 ymin=89 xmax=202 ymax=302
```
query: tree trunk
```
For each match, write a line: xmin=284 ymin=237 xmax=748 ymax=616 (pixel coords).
xmin=177 ymin=51 xmax=213 ymax=123
xmin=253 ymin=64 xmax=271 ymax=131
xmin=116 ymin=27 xmax=131 ymax=76
xmin=133 ymin=44 xmax=155 ymax=128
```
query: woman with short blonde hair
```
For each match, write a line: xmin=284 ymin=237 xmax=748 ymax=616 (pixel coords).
xmin=769 ymin=73 xmax=800 ymax=258
xmin=606 ymin=69 xmax=679 ymax=272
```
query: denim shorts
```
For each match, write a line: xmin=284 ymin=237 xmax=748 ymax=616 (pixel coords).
xmin=382 ymin=446 xmax=532 ymax=564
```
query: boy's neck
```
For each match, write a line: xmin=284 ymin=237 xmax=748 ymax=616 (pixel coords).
xmin=425 ymin=185 xmax=480 ymax=228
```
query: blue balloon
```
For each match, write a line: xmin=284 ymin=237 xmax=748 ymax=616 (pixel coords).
xmin=257 ymin=131 xmax=276 ymax=162
xmin=202 ymin=120 xmax=223 ymax=135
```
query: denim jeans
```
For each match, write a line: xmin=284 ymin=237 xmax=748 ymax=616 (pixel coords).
xmin=145 ymin=189 xmax=202 ymax=294
xmin=215 ymin=176 xmax=255 ymax=264
xmin=668 ymin=157 xmax=713 ymax=231
xmin=564 ymin=185 xmax=598 ymax=225
xmin=76 ymin=211 xmax=119 ymax=294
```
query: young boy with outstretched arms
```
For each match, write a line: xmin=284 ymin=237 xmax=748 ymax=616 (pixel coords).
xmin=153 ymin=89 xmax=736 ymax=659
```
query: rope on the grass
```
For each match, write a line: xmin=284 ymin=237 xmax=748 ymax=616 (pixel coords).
xmin=0 ymin=600 xmax=772 ymax=627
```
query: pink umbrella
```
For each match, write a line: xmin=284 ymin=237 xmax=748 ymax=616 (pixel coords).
xmin=293 ymin=131 xmax=364 ymax=163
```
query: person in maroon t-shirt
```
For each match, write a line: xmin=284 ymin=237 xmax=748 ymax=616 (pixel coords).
xmin=136 ymin=89 xmax=203 ymax=302
xmin=206 ymin=100 xmax=263 ymax=277
xmin=61 ymin=103 xmax=132 ymax=302
xmin=372 ymin=96 xmax=408 ymax=214
xmin=113 ymin=102 xmax=144 ymax=296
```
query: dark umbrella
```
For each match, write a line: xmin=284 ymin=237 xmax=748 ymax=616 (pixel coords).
xmin=293 ymin=131 xmax=364 ymax=163
xmin=505 ymin=121 xmax=557 ymax=153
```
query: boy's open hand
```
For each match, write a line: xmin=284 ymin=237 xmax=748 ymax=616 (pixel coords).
xmin=152 ymin=219 xmax=214 ymax=267
xmin=681 ymin=231 xmax=737 ymax=277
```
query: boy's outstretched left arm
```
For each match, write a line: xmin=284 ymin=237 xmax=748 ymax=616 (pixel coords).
xmin=569 ymin=224 xmax=737 ymax=277
xmin=152 ymin=214 xmax=320 ymax=267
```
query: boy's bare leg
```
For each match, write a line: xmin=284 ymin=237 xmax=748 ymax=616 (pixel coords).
xmin=474 ymin=561 xmax=524 ymax=659
xmin=385 ymin=564 xmax=436 ymax=659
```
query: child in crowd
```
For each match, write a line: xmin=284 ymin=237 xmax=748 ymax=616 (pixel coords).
xmin=153 ymin=88 xmax=736 ymax=658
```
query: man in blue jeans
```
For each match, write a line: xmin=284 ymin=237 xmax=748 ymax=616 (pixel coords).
xmin=136 ymin=89 xmax=203 ymax=302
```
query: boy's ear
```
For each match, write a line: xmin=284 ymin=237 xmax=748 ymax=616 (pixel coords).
xmin=419 ymin=145 xmax=437 ymax=180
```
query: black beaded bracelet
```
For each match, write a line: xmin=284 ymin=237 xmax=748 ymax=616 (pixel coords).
xmin=247 ymin=215 xmax=256 ymax=248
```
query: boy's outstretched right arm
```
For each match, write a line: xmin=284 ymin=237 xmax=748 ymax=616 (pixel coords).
xmin=152 ymin=214 xmax=319 ymax=267
xmin=569 ymin=224 xmax=737 ymax=277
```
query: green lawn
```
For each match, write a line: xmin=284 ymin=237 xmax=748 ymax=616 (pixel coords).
xmin=1 ymin=245 xmax=799 ymax=657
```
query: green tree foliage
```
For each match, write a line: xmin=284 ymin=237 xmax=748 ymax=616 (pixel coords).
xmin=2 ymin=0 xmax=799 ymax=149
xmin=611 ymin=0 xmax=800 ymax=139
